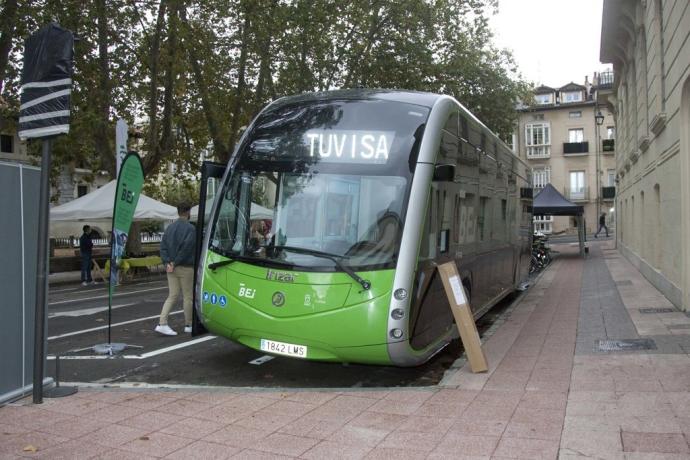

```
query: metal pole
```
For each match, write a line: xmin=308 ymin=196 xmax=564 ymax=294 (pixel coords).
xmin=33 ymin=137 xmax=52 ymax=404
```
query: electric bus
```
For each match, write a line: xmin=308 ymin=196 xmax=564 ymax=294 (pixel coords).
xmin=194 ymin=89 xmax=532 ymax=366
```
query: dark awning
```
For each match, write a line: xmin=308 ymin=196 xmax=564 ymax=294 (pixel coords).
xmin=533 ymin=183 xmax=583 ymax=216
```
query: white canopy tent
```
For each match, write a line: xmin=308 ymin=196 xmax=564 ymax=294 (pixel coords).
xmin=190 ymin=200 xmax=273 ymax=221
xmin=49 ymin=180 xmax=178 ymax=237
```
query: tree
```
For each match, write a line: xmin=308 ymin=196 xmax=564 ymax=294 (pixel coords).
xmin=0 ymin=0 xmax=531 ymax=196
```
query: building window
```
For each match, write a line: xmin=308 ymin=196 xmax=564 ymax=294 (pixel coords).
xmin=568 ymin=128 xmax=584 ymax=142
xmin=534 ymin=93 xmax=553 ymax=105
xmin=561 ymin=91 xmax=583 ymax=103
xmin=532 ymin=167 xmax=551 ymax=191
xmin=0 ymin=134 xmax=12 ymax=153
xmin=607 ymin=126 xmax=615 ymax=139
xmin=607 ymin=169 xmax=616 ymax=186
xmin=77 ymin=185 xmax=88 ymax=197
xmin=533 ymin=215 xmax=553 ymax=234
xmin=569 ymin=111 xmax=582 ymax=118
xmin=525 ymin=122 xmax=550 ymax=158
xmin=569 ymin=171 xmax=586 ymax=200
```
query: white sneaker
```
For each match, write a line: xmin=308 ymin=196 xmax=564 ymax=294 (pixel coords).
xmin=91 ymin=281 xmax=98 ymax=285
xmin=155 ymin=325 xmax=177 ymax=336
xmin=81 ymin=281 xmax=88 ymax=286
xmin=184 ymin=326 xmax=192 ymax=333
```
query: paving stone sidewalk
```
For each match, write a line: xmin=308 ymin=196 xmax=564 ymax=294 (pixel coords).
xmin=1 ymin=241 xmax=689 ymax=459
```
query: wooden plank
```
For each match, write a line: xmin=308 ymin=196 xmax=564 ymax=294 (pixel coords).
xmin=437 ymin=261 xmax=488 ymax=373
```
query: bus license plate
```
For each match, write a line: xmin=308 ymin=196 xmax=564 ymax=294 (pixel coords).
xmin=260 ymin=339 xmax=307 ymax=358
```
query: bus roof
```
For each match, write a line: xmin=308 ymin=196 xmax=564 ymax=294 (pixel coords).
xmin=266 ymin=89 xmax=444 ymax=112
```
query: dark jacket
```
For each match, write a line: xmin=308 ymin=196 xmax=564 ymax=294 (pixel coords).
xmin=79 ymin=233 xmax=93 ymax=255
xmin=160 ymin=219 xmax=196 ymax=266
xmin=599 ymin=214 xmax=606 ymax=226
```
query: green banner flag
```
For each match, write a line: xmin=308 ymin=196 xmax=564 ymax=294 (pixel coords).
xmin=108 ymin=152 xmax=144 ymax=308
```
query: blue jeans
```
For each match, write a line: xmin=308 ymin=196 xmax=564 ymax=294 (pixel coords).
xmin=81 ymin=253 xmax=92 ymax=282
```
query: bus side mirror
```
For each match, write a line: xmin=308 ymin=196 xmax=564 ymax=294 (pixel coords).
xmin=433 ymin=164 xmax=455 ymax=182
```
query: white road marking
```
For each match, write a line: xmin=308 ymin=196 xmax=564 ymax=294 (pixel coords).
xmin=249 ymin=355 xmax=275 ymax=365
xmin=49 ymin=286 xmax=168 ymax=305
xmin=49 ymin=302 xmax=136 ymax=318
xmin=47 ymin=336 xmax=217 ymax=360
xmin=50 ymin=286 xmax=81 ymax=294
xmin=48 ymin=311 xmax=182 ymax=340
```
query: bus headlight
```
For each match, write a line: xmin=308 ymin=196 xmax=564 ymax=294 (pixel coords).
xmin=391 ymin=308 xmax=405 ymax=320
xmin=390 ymin=328 xmax=403 ymax=339
xmin=393 ymin=288 xmax=408 ymax=301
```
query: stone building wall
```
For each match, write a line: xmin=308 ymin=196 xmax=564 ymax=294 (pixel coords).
xmin=601 ymin=0 xmax=690 ymax=310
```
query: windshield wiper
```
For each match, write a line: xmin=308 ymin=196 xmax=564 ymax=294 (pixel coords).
xmin=208 ymin=258 xmax=236 ymax=270
xmin=269 ymin=245 xmax=371 ymax=290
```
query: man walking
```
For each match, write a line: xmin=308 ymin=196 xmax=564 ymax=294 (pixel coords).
xmin=594 ymin=212 xmax=609 ymax=238
xmin=156 ymin=204 xmax=196 ymax=336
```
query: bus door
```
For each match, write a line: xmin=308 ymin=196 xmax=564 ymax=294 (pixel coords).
xmin=192 ymin=161 xmax=227 ymax=336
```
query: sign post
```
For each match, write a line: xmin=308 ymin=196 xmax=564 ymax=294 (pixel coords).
xmin=18 ymin=23 xmax=75 ymax=403
xmin=93 ymin=152 xmax=145 ymax=355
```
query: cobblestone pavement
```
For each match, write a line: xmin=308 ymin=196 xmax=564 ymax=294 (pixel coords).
xmin=1 ymin=241 xmax=689 ymax=459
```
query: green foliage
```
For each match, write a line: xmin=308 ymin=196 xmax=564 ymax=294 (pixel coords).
xmin=1 ymin=0 xmax=531 ymax=185
xmin=143 ymin=176 xmax=199 ymax=209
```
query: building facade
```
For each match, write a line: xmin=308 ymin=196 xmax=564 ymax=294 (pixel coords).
xmin=515 ymin=77 xmax=617 ymax=235
xmin=0 ymin=118 xmax=28 ymax=164
xmin=0 ymin=117 xmax=108 ymax=205
xmin=600 ymin=0 xmax=690 ymax=311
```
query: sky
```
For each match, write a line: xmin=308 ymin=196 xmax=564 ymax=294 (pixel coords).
xmin=489 ymin=0 xmax=613 ymax=88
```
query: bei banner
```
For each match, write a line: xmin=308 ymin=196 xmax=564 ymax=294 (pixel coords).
xmin=109 ymin=153 xmax=144 ymax=295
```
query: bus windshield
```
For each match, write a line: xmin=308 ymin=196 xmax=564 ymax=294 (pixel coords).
xmin=209 ymin=170 xmax=407 ymax=270
xmin=209 ymin=98 xmax=428 ymax=271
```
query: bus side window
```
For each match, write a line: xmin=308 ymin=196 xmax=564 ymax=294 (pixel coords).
xmin=460 ymin=116 xmax=469 ymax=142
xmin=478 ymin=197 xmax=488 ymax=241
xmin=418 ymin=190 xmax=434 ymax=261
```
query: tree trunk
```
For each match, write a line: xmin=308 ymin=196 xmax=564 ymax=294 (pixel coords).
xmin=226 ymin=5 xmax=251 ymax=162
xmin=253 ymin=1 xmax=277 ymax=116
xmin=143 ymin=0 xmax=167 ymax=175
xmin=155 ymin=0 xmax=179 ymax=175
xmin=125 ymin=221 xmax=142 ymax=256
xmin=0 ymin=0 xmax=18 ymax=94
xmin=95 ymin=0 xmax=114 ymax=176
xmin=344 ymin=4 xmax=385 ymax=88
xmin=180 ymin=7 xmax=228 ymax=159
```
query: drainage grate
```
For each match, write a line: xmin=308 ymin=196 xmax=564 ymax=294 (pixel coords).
xmin=616 ymin=280 xmax=633 ymax=286
xmin=596 ymin=339 xmax=657 ymax=352
xmin=639 ymin=307 xmax=676 ymax=314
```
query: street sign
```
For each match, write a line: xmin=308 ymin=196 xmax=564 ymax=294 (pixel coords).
xmin=18 ymin=23 xmax=74 ymax=139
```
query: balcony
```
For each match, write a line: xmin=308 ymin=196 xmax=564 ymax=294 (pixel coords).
xmin=595 ymin=71 xmax=614 ymax=89
xmin=601 ymin=186 xmax=616 ymax=199
xmin=602 ymin=139 xmax=615 ymax=153
xmin=564 ymin=186 xmax=589 ymax=202
xmin=563 ymin=142 xmax=589 ymax=155
xmin=526 ymin=146 xmax=550 ymax=159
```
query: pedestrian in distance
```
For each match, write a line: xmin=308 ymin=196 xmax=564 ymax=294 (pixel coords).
xmin=79 ymin=225 xmax=95 ymax=286
xmin=594 ymin=212 xmax=609 ymax=238
xmin=155 ymin=203 xmax=196 ymax=336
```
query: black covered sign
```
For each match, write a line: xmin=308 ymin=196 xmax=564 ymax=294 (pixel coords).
xmin=18 ymin=23 xmax=74 ymax=139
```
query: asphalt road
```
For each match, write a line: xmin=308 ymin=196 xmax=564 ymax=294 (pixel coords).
xmin=47 ymin=274 xmax=514 ymax=388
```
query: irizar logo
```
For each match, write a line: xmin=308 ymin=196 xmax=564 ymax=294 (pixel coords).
xmin=266 ymin=269 xmax=296 ymax=283
xmin=272 ymin=291 xmax=285 ymax=307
